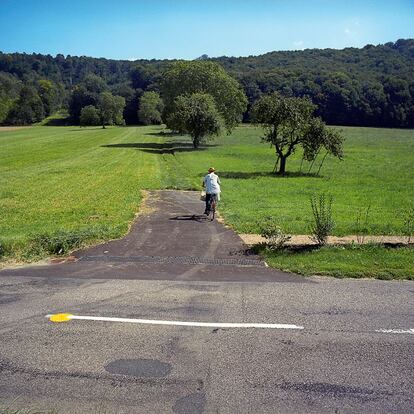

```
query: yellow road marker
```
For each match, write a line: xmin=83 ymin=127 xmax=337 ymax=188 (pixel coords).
xmin=49 ymin=313 xmax=73 ymax=323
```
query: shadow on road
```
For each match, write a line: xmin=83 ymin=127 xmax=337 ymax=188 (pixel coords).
xmin=169 ymin=214 xmax=209 ymax=222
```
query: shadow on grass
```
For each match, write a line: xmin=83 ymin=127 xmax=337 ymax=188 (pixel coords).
xmin=69 ymin=127 xmax=104 ymax=131
xmin=102 ymin=141 xmax=217 ymax=154
xmin=202 ymin=171 xmax=323 ymax=179
xmin=251 ymin=243 xmax=321 ymax=255
xmin=146 ymin=131 xmax=182 ymax=138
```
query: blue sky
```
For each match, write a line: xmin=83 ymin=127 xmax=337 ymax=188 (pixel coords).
xmin=0 ymin=0 xmax=413 ymax=60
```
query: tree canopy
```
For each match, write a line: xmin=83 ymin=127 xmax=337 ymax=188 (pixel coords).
xmin=161 ymin=61 xmax=247 ymax=133
xmin=97 ymin=92 xmax=125 ymax=128
xmin=6 ymin=85 xmax=44 ymax=125
xmin=138 ymin=91 xmax=164 ymax=125
xmin=169 ymin=93 xmax=223 ymax=148
xmin=252 ymin=92 xmax=344 ymax=174
xmin=1 ymin=39 xmax=414 ymax=127
xmin=80 ymin=105 xmax=100 ymax=126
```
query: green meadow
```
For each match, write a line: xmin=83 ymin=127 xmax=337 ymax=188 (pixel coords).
xmin=166 ymin=125 xmax=414 ymax=235
xmin=1 ymin=124 xmax=413 ymax=276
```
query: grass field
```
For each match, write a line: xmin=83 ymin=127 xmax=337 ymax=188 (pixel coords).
xmin=0 ymin=126 xmax=165 ymax=256
xmin=1 ymin=124 xmax=413 ymax=276
xmin=163 ymin=125 xmax=414 ymax=235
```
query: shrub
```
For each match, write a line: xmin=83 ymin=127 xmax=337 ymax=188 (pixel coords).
xmin=259 ymin=217 xmax=291 ymax=250
xmin=309 ymin=194 xmax=334 ymax=246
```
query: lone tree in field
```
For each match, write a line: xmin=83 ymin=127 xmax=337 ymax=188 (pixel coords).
xmin=161 ymin=61 xmax=247 ymax=135
xmin=138 ymin=91 xmax=164 ymax=125
xmin=169 ymin=93 xmax=222 ymax=148
xmin=252 ymin=93 xmax=344 ymax=175
xmin=97 ymin=92 xmax=125 ymax=128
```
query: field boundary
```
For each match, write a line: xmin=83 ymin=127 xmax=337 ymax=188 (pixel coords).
xmin=239 ymin=234 xmax=412 ymax=246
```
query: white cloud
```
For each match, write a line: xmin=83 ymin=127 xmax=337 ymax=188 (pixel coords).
xmin=127 ymin=57 xmax=138 ymax=61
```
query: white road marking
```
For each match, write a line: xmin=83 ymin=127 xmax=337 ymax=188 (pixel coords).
xmin=46 ymin=313 xmax=304 ymax=330
xmin=375 ymin=328 xmax=414 ymax=335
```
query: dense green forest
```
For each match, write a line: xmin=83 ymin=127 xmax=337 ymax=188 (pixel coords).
xmin=1 ymin=39 xmax=413 ymax=127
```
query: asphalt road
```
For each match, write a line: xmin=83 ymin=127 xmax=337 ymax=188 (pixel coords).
xmin=0 ymin=191 xmax=413 ymax=413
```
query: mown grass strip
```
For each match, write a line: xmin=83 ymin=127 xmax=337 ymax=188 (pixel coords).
xmin=260 ymin=244 xmax=414 ymax=280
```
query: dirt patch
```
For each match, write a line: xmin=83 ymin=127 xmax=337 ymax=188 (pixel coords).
xmin=0 ymin=126 xmax=31 ymax=132
xmin=239 ymin=234 xmax=411 ymax=246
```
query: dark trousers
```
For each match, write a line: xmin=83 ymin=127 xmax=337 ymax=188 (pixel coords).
xmin=205 ymin=193 xmax=218 ymax=213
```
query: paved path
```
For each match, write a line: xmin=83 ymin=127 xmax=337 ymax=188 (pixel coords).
xmin=0 ymin=191 xmax=413 ymax=413
xmin=0 ymin=191 xmax=302 ymax=283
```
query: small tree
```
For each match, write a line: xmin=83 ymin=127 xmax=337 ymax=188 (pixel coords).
xmin=251 ymin=93 xmax=344 ymax=175
xmin=138 ymin=91 xmax=164 ymax=125
xmin=97 ymin=92 xmax=125 ymax=128
xmin=169 ymin=93 xmax=222 ymax=149
xmin=80 ymin=105 xmax=100 ymax=126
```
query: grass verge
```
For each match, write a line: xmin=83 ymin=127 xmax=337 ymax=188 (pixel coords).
xmin=258 ymin=243 xmax=414 ymax=280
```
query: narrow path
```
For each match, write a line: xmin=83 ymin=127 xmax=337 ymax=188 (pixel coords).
xmin=0 ymin=191 xmax=304 ymax=283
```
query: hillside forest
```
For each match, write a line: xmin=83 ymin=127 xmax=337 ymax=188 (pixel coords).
xmin=1 ymin=39 xmax=413 ymax=128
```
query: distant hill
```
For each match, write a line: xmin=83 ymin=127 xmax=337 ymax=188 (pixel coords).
xmin=1 ymin=39 xmax=413 ymax=127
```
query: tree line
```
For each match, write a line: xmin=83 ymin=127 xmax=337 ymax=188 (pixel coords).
xmin=1 ymin=55 xmax=344 ymax=175
xmin=0 ymin=39 xmax=413 ymax=127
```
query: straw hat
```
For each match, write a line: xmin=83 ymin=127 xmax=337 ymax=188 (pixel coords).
xmin=208 ymin=167 xmax=216 ymax=173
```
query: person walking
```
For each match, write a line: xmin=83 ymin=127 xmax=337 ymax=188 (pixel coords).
xmin=202 ymin=167 xmax=221 ymax=215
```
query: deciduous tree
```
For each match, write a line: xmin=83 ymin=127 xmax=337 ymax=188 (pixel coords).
xmin=138 ymin=91 xmax=164 ymax=125
xmin=161 ymin=61 xmax=247 ymax=133
xmin=6 ymin=85 xmax=44 ymax=125
xmin=169 ymin=93 xmax=222 ymax=148
xmin=97 ymin=92 xmax=125 ymax=128
xmin=252 ymin=92 xmax=344 ymax=174
xmin=80 ymin=105 xmax=100 ymax=126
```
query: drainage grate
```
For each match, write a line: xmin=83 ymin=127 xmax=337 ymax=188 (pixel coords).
xmin=79 ymin=254 xmax=265 ymax=267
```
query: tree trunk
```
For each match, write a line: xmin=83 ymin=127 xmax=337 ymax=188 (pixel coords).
xmin=278 ymin=156 xmax=287 ymax=175
xmin=272 ymin=156 xmax=280 ymax=173
xmin=193 ymin=135 xmax=200 ymax=149
xmin=316 ymin=151 xmax=329 ymax=175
